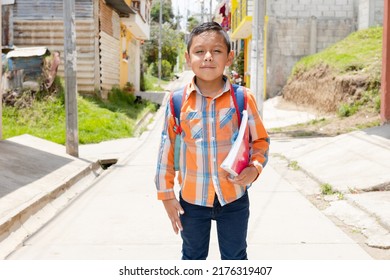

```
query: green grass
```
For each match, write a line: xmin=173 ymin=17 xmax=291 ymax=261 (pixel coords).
xmin=320 ymin=183 xmax=344 ymax=199
xmin=321 ymin=183 xmax=335 ymax=195
xmin=292 ymin=27 xmax=383 ymax=77
xmin=288 ymin=160 xmax=300 ymax=170
xmin=143 ymin=73 xmax=169 ymax=91
xmin=2 ymin=85 xmax=158 ymax=145
xmin=291 ymin=27 xmax=383 ymax=118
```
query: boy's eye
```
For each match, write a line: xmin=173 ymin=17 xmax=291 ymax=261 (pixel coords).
xmin=214 ymin=50 xmax=222 ymax=53
xmin=195 ymin=50 xmax=204 ymax=54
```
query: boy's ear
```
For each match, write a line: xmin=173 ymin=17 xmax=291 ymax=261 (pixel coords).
xmin=226 ymin=50 xmax=234 ymax=67
xmin=185 ymin=51 xmax=191 ymax=66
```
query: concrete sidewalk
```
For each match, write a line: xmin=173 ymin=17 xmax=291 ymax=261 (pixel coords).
xmin=1 ymin=71 xmax=389 ymax=258
xmin=264 ymin=96 xmax=390 ymax=251
xmin=3 ymin=95 xmax=372 ymax=260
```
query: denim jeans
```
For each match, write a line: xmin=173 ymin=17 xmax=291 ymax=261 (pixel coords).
xmin=179 ymin=192 xmax=250 ymax=260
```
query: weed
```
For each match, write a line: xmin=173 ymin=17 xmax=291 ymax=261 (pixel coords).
xmin=337 ymin=103 xmax=359 ymax=117
xmin=336 ymin=192 xmax=344 ymax=200
xmin=321 ymin=183 xmax=335 ymax=195
xmin=288 ymin=160 xmax=300 ymax=170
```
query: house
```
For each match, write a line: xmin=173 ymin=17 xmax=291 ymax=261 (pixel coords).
xmin=3 ymin=46 xmax=50 ymax=91
xmin=1 ymin=0 xmax=151 ymax=95
xmin=220 ymin=0 xmax=383 ymax=99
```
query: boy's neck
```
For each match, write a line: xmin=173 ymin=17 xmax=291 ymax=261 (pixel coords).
xmin=195 ymin=76 xmax=226 ymax=98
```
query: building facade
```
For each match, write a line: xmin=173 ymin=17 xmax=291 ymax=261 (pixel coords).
xmin=1 ymin=0 xmax=151 ymax=94
xmin=223 ymin=0 xmax=384 ymax=99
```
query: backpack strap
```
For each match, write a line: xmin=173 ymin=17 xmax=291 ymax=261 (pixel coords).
xmin=231 ymin=84 xmax=247 ymax=127
xmin=169 ymin=85 xmax=187 ymax=135
xmin=169 ymin=85 xmax=187 ymax=171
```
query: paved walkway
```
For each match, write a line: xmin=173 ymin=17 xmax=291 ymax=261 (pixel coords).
xmin=4 ymin=97 xmax=371 ymax=260
xmin=0 ymin=71 xmax=389 ymax=259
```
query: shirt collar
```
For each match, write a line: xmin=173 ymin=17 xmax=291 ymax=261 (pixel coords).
xmin=185 ymin=75 xmax=232 ymax=100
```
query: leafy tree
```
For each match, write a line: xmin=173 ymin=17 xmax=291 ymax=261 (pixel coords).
xmin=187 ymin=16 xmax=200 ymax=33
xmin=142 ymin=0 xmax=185 ymax=79
xmin=150 ymin=0 xmax=175 ymax=27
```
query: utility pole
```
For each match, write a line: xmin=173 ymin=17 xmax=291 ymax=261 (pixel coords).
xmin=158 ymin=0 xmax=162 ymax=86
xmin=381 ymin=0 xmax=390 ymax=123
xmin=250 ymin=0 xmax=265 ymax=117
xmin=0 ymin=0 xmax=2 ymax=140
xmin=63 ymin=0 xmax=79 ymax=157
xmin=209 ymin=0 xmax=212 ymax=22
xmin=200 ymin=0 xmax=205 ymax=23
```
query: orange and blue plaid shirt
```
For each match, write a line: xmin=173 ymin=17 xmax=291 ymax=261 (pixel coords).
xmin=155 ymin=77 xmax=270 ymax=207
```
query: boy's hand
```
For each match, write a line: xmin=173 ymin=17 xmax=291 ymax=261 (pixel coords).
xmin=162 ymin=199 xmax=184 ymax=234
xmin=228 ymin=165 xmax=259 ymax=186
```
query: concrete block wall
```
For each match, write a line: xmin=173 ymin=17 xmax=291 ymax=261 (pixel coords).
xmin=270 ymin=0 xmax=356 ymax=19
xmin=358 ymin=0 xmax=384 ymax=29
xmin=264 ymin=0 xmax=383 ymax=98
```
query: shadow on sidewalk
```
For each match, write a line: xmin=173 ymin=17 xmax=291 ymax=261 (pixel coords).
xmin=0 ymin=140 xmax=72 ymax=198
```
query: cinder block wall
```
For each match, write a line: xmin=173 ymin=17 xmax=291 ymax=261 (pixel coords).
xmin=265 ymin=0 xmax=382 ymax=98
xmin=358 ymin=0 xmax=383 ymax=29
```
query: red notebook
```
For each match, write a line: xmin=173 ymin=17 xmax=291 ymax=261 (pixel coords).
xmin=220 ymin=110 xmax=249 ymax=176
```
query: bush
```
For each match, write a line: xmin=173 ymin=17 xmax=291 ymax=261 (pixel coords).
xmin=148 ymin=59 xmax=172 ymax=79
xmin=108 ymin=87 xmax=136 ymax=105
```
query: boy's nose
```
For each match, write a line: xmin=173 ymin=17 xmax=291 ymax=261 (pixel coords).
xmin=204 ymin=51 xmax=213 ymax=61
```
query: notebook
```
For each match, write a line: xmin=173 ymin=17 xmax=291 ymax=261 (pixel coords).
xmin=220 ymin=110 xmax=249 ymax=176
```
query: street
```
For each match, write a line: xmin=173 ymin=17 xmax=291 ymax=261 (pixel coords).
xmin=6 ymin=74 xmax=372 ymax=259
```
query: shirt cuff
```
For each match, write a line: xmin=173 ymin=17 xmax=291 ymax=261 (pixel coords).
xmin=157 ymin=189 xmax=176 ymax=200
xmin=249 ymin=160 xmax=263 ymax=181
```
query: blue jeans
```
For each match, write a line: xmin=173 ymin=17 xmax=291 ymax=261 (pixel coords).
xmin=179 ymin=192 xmax=250 ymax=260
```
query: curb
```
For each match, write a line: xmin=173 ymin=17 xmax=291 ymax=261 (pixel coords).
xmin=0 ymin=161 xmax=103 ymax=259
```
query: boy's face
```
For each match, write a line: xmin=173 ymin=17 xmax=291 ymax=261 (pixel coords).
xmin=185 ymin=31 xmax=234 ymax=83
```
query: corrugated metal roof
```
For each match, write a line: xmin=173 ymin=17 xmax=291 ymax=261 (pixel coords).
xmin=6 ymin=47 xmax=49 ymax=58
xmin=2 ymin=0 xmax=15 ymax=5
xmin=105 ymin=0 xmax=136 ymax=16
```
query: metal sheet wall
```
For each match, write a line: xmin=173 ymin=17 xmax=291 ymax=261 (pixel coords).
xmin=99 ymin=0 xmax=120 ymax=92
xmin=99 ymin=31 xmax=120 ymax=92
xmin=13 ymin=20 xmax=97 ymax=92
xmin=13 ymin=0 xmax=93 ymax=20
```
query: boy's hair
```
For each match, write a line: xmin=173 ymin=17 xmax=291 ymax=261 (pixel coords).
xmin=186 ymin=21 xmax=231 ymax=54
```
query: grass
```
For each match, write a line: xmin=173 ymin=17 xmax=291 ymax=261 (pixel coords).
xmin=320 ymin=183 xmax=344 ymax=199
xmin=337 ymin=88 xmax=381 ymax=117
xmin=143 ymin=73 xmax=169 ymax=91
xmin=321 ymin=183 xmax=335 ymax=195
xmin=2 ymin=82 xmax=158 ymax=145
xmin=285 ymin=26 xmax=383 ymax=123
xmin=292 ymin=26 xmax=383 ymax=77
xmin=288 ymin=160 xmax=300 ymax=170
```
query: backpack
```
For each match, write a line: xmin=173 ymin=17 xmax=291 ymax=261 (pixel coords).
xmin=169 ymin=84 xmax=248 ymax=171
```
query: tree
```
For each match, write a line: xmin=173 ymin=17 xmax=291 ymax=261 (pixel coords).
xmin=150 ymin=0 xmax=175 ymax=27
xmin=187 ymin=16 xmax=200 ymax=33
xmin=142 ymin=0 xmax=184 ymax=78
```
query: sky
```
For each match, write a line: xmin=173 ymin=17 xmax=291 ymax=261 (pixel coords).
xmin=170 ymin=0 xmax=221 ymax=30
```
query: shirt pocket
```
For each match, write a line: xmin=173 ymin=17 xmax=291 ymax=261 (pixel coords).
xmin=218 ymin=108 xmax=238 ymax=140
xmin=181 ymin=110 xmax=203 ymax=140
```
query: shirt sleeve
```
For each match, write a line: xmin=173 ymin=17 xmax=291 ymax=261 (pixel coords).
xmin=245 ymin=89 xmax=270 ymax=175
xmin=154 ymin=101 xmax=177 ymax=200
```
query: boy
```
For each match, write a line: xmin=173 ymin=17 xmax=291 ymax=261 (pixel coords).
xmin=155 ymin=22 xmax=270 ymax=260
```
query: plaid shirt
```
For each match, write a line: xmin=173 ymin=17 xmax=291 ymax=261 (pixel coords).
xmin=155 ymin=77 xmax=270 ymax=207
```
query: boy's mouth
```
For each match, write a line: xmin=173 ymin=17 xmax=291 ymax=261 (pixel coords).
xmin=201 ymin=65 xmax=216 ymax=69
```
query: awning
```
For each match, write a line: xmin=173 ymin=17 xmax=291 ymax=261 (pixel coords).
xmin=6 ymin=47 xmax=49 ymax=59
xmin=105 ymin=0 xmax=136 ymax=16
